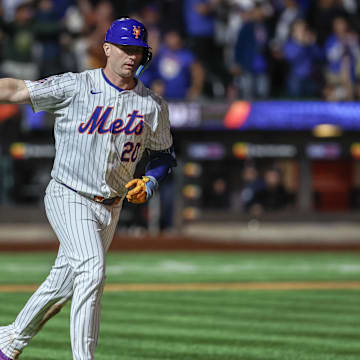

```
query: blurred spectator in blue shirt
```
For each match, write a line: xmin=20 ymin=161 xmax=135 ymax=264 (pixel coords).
xmin=51 ymin=0 xmax=74 ymax=19
xmin=184 ymin=0 xmax=214 ymax=36
xmin=183 ymin=0 xmax=231 ymax=98
xmin=323 ymin=16 xmax=360 ymax=101
xmin=33 ymin=0 xmax=63 ymax=78
xmin=149 ymin=29 xmax=204 ymax=101
xmin=283 ymin=19 xmax=322 ymax=98
xmin=231 ymin=3 xmax=270 ymax=100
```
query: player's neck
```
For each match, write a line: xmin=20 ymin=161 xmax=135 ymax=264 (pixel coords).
xmin=102 ymin=67 xmax=136 ymax=90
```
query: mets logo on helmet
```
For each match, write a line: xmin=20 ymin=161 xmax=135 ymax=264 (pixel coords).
xmin=132 ymin=26 xmax=141 ymax=39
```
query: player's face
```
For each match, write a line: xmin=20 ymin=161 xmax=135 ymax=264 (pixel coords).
xmin=106 ymin=43 xmax=144 ymax=78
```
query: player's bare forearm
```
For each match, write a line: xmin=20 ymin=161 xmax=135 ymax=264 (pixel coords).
xmin=0 ymin=78 xmax=31 ymax=105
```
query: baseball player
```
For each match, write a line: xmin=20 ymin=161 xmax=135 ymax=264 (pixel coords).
xmin=0 ymin=17 xmax=176 ymax=360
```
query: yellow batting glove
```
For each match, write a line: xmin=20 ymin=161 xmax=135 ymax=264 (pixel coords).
xmin=125 ymin=176 xmax=151 ymax=204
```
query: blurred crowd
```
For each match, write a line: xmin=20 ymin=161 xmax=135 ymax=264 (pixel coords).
xmin=0 ymin=0 xmax=360 ymax=102
xmin=206 ymin=163 xmax=295 ymax=215
xmin=0 ymin=0 xmax=357 ymax=102
xmin=0 ymin=0 xmax=360 ymax=101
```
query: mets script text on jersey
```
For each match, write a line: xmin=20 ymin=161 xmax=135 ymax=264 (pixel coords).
xmin=78 ymin=108 xmax=144 ymax=135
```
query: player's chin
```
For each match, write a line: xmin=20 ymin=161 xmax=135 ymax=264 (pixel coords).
xmin=121 ymin=68 xmax=135 ymax=78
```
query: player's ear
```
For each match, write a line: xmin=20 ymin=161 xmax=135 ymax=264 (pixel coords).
xmin=103 ymin=42 xmax=111 ymax=57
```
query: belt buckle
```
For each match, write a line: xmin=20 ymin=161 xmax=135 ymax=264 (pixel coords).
xmin=93 ymin=195 xmax=121 ymax=206
xmin=93 ymin=196 xmax=105 ymax=203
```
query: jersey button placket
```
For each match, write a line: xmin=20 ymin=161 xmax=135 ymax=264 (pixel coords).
xmin=104 ymin=96 xmax=117 ymax=195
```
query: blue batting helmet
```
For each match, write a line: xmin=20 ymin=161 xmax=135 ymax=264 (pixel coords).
xmin=105 ymin=17 xmax=149 ymax=49
xmin=104 ymin=17 xmax=152 ymax=72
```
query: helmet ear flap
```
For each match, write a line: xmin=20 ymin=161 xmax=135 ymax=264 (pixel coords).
xmin=140 ymin=26 xmax=151 ymax=66
xmin=136 ymin=49 xmax=152 ymax=77
xmin=141 ymin=48 xmax=152 ymax=66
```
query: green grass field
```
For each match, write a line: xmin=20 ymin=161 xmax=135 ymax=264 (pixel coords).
xmin=0 ymin=251 xmax=359 ymax=360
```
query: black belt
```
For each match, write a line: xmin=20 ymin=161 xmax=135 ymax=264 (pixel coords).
xmin=61 ymin=183 xmax=121 ymax=205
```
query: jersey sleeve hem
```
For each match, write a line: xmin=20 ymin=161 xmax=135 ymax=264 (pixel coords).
xmin=24 ymin=80 xmax=41 ymax=113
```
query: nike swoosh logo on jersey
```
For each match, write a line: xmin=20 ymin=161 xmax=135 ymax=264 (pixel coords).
xmin=90 ymin=90 xmax=102 ymax=94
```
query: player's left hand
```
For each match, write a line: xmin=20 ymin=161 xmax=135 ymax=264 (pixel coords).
xmin=125 ymin=176 xmax=156 ymax=204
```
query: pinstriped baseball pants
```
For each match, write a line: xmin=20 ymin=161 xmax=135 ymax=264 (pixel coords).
xmin=0 ymin=180 xmax=122 ymax=360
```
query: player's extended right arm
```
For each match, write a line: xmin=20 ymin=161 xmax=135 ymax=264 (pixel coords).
xmin=0 ymin=78 xmax=31 ymax=105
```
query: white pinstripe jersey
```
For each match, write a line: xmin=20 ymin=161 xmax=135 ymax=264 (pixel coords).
xmin=25 ymin=68 xmax=173 ymax=198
